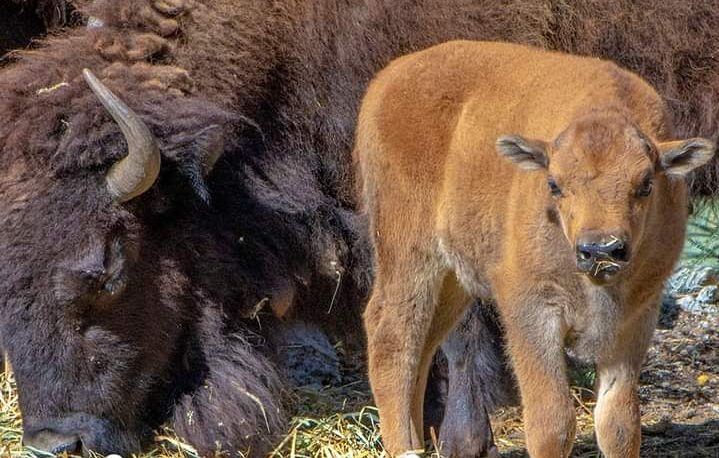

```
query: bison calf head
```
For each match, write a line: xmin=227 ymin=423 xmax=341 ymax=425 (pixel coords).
xmin=497 ymin=108 xmax=715 ymax=284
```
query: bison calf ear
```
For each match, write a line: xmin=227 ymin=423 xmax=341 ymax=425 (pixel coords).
xmin=658 ymin=138 xmax=715 ymax=177
xmin=496 ymin=135 xmax=548 ymax=171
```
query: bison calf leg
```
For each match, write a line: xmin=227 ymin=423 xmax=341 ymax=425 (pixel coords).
xmin=594 ymin=306 xmax=657 ymax=458
xmin=502 ymin=298 xmax=575 ymax=458
xmin=365 ymin=266 xmax=469 ymax=456
xmin=412 ymin=275 xmax=473 ymax=451
xmin=594 ymin=375 xmax=640 ymax=458
xmin=365 ymin=269 xmax=440 ymax=454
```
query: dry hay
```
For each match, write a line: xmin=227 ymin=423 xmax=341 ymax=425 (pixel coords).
xmin=2 ymin=316 xmax=716 ymax=458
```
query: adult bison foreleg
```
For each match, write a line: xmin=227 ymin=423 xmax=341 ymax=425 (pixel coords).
xmin=594 ymin=305 xmax=658 ymax=458
xmin=437 ymin=302 xmax=517 ymax=458
xmin=501 ymin=291 xmax=575 ymax=458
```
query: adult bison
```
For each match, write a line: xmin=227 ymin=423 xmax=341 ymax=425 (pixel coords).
xmin=1 ymin=0 xmax=718 ymax=457
xmin=0 ymin=1 xmax=368 ymax=455
xmin=0 ymin=0 xmax=77 ymax=59
xmin=356 ymin=41 xmax=714 ymax=458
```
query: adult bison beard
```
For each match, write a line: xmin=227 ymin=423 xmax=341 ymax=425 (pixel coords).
xmin=170 ymin=306 xmax=286 ymax=457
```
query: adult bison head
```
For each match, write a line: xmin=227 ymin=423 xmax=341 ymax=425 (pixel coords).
xmin=497 ymin=108 xmax=715 ymax=284
xmin=0 ymin=69 xmax=283 ymax=455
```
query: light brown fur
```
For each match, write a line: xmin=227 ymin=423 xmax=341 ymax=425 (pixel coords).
xmin=355 ymin=41 xmax=715 ymax=457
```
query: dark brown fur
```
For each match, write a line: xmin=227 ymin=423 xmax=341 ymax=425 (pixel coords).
xmin=0 ymin=0 xmax=75 ymax=61
xmin=1 ymin=1 xmax=719 ymax=456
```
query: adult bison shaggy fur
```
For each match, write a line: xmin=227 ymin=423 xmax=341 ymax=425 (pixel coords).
xmin=0 ymin=0 xmax=718 ymax=456
xmin=0 ymin=1 xmax=370 ymax=455
xmin=0 ymin=0 xmax=77 ymax=59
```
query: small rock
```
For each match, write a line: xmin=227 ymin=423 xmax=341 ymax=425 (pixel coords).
xmin=655 ymin=369 xmax=672 ymax=379
xmin=676 ymin=295 xmax=713 ymax=313
xmin=696 ymin=285 xmax=718 ymax=303
xmin=666 ymin=266 xmax=717 ymax=296
xmin=658 ymin=295 xmax=680 ymax=328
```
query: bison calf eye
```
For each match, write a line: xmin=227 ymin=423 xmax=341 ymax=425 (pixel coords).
xmin=547 ymin=177 xmax=563 ymax=197
xmin=636 ymin=177 xmax=653 ymax=197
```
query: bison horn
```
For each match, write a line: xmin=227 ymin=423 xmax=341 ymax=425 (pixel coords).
xmin=82 ymin=69 xmax=161 ymax=202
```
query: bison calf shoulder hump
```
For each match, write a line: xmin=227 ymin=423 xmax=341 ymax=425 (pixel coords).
xmin=355 ymin=41 xmax=715 ymax=458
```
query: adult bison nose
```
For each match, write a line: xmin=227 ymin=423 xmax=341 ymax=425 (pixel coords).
xmin=576 ymin=232 xmax=630 ymax=276
xmin=23 ymin=429 xmax=83 ymax=455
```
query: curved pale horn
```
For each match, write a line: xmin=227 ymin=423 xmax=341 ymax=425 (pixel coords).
xmin=82 ymin=69 xmax=160 ymax=202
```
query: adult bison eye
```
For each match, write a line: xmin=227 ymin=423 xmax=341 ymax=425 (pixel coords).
xmin=636 ymin=177 xmax=653 ymax=197
xmin=547 ymin=177 xmax=563 ymax=197
xmin=101 ymin=275 xmax=126 ymax=297
xmin=79 ymin=269 xmax=125 ymax=298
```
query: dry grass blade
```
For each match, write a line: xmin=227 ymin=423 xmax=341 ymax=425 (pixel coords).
xmin=270 ymin=407 xmax=385 ymax=458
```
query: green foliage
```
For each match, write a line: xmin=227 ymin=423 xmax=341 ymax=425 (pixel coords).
xmin=567 ymin=360 xmax=596 ymax=392
xmin=681 ymin=198 xmax=719 ymax=268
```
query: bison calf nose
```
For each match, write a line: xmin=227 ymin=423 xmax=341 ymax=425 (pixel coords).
xmin=576 ymin=233 xmax=630 ymax=274
xmin=23 ymin=429 xmax=82 ymax=455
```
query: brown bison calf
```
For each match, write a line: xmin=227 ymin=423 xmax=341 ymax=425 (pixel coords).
xmin=355 ymin=41 xmax=715 ymax=458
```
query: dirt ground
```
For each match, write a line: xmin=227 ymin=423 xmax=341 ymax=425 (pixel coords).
xmin=287 ymin=303 xmax=718 ymax=458
xmin=0 ymin=299 xmax=716 ymax=457
xmin=491 ymin=306 xmax=719 ymax=457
